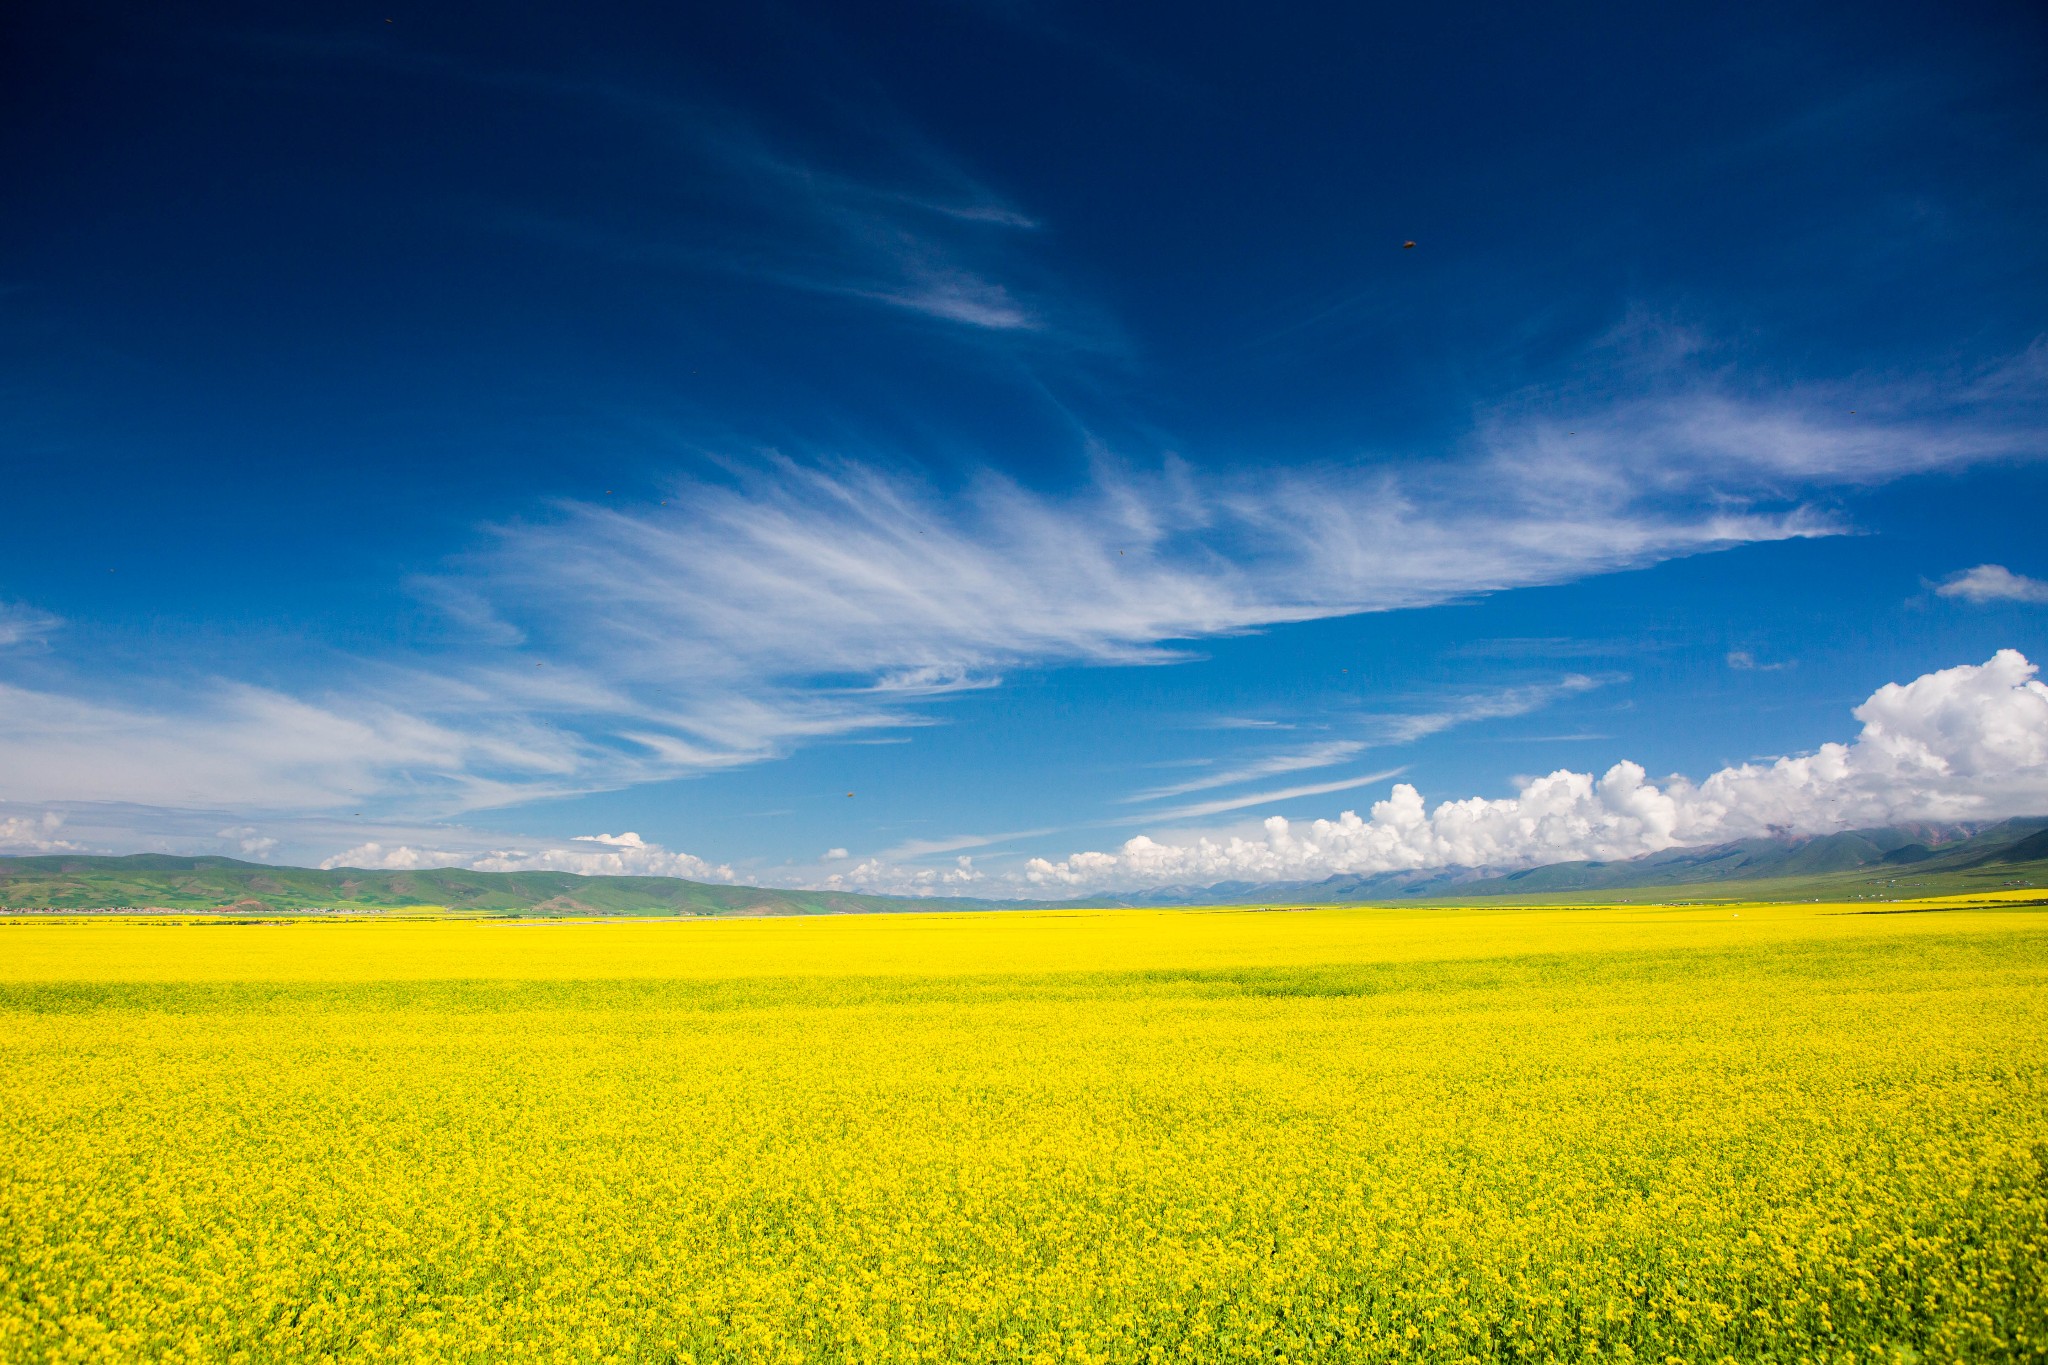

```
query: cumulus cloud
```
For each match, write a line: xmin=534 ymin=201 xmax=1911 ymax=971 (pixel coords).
xmin=216 ymin=826 xmax=280 ymax=858
xmin=574 ymin=831 xmax=650 ymax=848
xmin=1023 ymin=651 xmax=2048 ymax=892
xmin=824 ymin=854 xmax=984 ymax=896
xmin=0 ymin=804 xmax=735 ymax=880
xmin=1937 ymin=564 xmax=2048 ymax=605
xmin=320 ymin=831 xmax=733 ymax=881
xmin=0 ymin=811 xmax=84 ymax=854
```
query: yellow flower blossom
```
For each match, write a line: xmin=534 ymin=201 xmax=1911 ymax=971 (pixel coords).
xmin=1 ymin=897 xmax=2044 ymax=1361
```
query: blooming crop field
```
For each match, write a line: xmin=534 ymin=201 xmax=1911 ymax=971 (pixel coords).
xmin=2 ymin=899 xmax=2045 ymax=1363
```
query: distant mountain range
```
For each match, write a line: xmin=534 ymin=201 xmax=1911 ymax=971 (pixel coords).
xmin=0 ymin=855 xmax=1013 ymax=916
xmin=3 ymin=817 xmax=2045 ymax=914
xmin=1078 ymin=817 xmax=2048 ymax=906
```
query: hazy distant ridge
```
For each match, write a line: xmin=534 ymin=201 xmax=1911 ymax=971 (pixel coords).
xmin=0 ymin=855 xmax=1013 ymax=916
xmin=1083 ymin=818 xmax=2048 ymax=906
xmin=3 ymin=817 xmax=2045 ymax=913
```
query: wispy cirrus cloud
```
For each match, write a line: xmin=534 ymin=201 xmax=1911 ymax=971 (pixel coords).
xmin=1124 ymin=740 xmax=1368 ymax=803
xmin=504 ymin=76 xmax=1060 ymax=335
xmin=873 ymin=827 xmax=1065 ymax=861
xmin=1366 ymin=675 xmax=1609 ymax=745
xmin=0 ymin=603 xmax=60 ymax=650
xmin=249 ymin=28 xmax=1062 ymax=337
xmin=425 ymin=440 xmax=1814 ymax=803
xmin=1130 ymin=769 xmax=1410 ymax=825
xmin=1125 ymin=676 xmax=1604 ymax=805
xmin=0 ymin=334 xmax=2040 ymax=825
xmin=1474 ymin=323 xmax=2048 ymax=494
xmin=0 ymin=677 xmax=592 ymax=812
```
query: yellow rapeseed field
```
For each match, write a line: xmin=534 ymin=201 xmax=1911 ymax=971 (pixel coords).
xmin=3 ymin=898 xmax=2045 ymax=1362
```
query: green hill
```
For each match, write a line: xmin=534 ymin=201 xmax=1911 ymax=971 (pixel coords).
xmin=0 ymin=854 xmax=999 ymax=916
xmin=4 ymin=817 xmax=2045 ymax=916
xmin=1435 ymin=817 xmax=2048 ymax=904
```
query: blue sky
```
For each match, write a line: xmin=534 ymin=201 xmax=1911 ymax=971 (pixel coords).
xmin=3 ymin=0 xmax=2046 ymax=894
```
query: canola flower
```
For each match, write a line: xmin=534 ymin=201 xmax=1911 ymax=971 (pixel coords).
xmin=1 ymin=900 xmax=2044 ymax=1362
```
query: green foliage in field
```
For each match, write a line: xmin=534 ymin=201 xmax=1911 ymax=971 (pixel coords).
xmin=2 ymin=906 xmax=2044 ymax=1362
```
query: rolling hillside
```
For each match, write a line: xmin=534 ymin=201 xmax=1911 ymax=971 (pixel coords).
xmin=0 ymin=854 xmax=999 ymax=916
xmin=1445 ymin=817 xmax=2048 ymax=902
xmin=3 ymin=817 xmax=2044 ymax=914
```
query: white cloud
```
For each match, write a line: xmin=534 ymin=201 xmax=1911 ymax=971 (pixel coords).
xmin=1023 ymin=651 xmax=2048 ymax=892
xmin=1101 ymin=675 xmax=1603 ymax=821
xmin=0 ymin=680 xmax=587 ymax=811
xmin=1126 ymin=740 xmax=1368 ymax=802
xmin=0 ymin=811 xmax=83 ymax=854
xmin=0 ymin=603 xmax=60 ymax=650
xmin=699 ymin=119 xmax=1052 ymax=334
xmin=1937 ymin=564 xmax=2048 ymax=605
xmin=824 ymin=853 xmax=983 ymax=896
xmin=0 ymin=804 xmax=735 ymax=882
xmin=1368 ymin=675 xmax=1608 ymax=745
xmin=442 ymin=444 xmax=1818 ymax=795
xmin=1477 ymin=323 xmax=2047 ymax=492
xmin=858 ymin=270 xmax=1035 ymax=330
xmin=216 ymin=826 xmax=280 ymax=858
xmin=1726 ymin=650 xmax=1793 ymax=671
xmin=1134 ymin=769 xmax=1409 ymax=824
xmin=320 ymin=832 xmax=733 ymax=881
xmin=36 ymin=651 xmax=2030 ymax=901
xmin=441 ymin=344 xmax=2036 ymax=807
xmin=477 ymin=76 xmax=1057 ymax=336
xmin=874 ymin=828 xmax=1060 ymax=860
xmin=573 ymin=831 xmax=649 ymax=848
xmin=0 ymin=338 xmax=2039 ymax=819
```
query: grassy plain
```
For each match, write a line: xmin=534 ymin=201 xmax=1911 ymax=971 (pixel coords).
xmin=3 ymin=898 xmax=2045 ymax=1362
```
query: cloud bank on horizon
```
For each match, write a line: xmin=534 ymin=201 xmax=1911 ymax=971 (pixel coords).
xmin=318 ymin=830 xmax=735 ymax=884
xmin=1004 ymin=650 xmax=2048 ymax=894
xmin=256 ymin=650 xmax=2031 ymax=896
xmin=299 ymin=647 xmax=2048 ymax=895
xmin=13 ymin=648 xmax=2043 ymax=897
